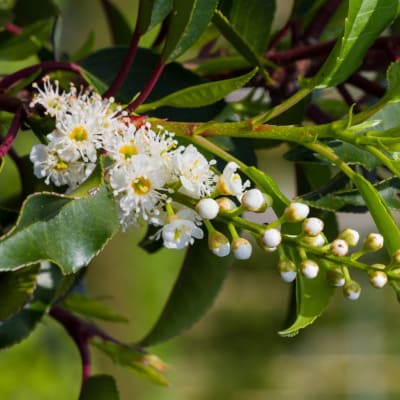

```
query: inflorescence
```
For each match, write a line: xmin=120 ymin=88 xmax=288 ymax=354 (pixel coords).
xmin=29 ymin=78 xmax=396 ymax=301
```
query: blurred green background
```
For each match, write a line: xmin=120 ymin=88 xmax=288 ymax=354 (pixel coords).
xmin=2 ymin=1 xmax=400 ymax=399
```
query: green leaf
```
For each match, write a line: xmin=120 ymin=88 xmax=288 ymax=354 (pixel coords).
xmin=137 ymin=68 xmax=257 ymax=112
xmin=62 ymin=293 xmax=129 ymax=323
xmin=162 ymin=0 xmax=218 ymax=62
xmin=137 ymin=0 xmax=173 ymax=34
xmin=92 ymin=340 xmax=168 ymax=386
xmin=101 ymin=0 xmax=132 ymax=45
xmin=386 ymin=61 xmax=400 ymax=102
xmin=226 ymin=0 xmax=276 ymax=55
xmin=0 ymin=264 xmax=39 ymax=321
xmin=0 ymin=184 xmax=119 ymax=274
xmin=279 ymin=265 xmax=334 ymax=337
xmin=70 ymin=31 xmax=95 ymax=62
xmin=311 ymin=0 xmax=398 ymax=87
xmin=0 ymin=262 xmax=67 ymax=349
xmin=80 ymin=375 xmax=119 ymax=400
xmin=13 ymin=0 xmax=59 ymax=26
xmin=0 ymin=19 xmax=53 ymax=61
xmin=138 ymin=238 xmax=233 ymax=346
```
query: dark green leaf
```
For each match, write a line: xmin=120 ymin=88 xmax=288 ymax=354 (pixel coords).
xmin=0 ymin=264 xmax=39 ymax=321
xmin=138 ymin=238 xmax=233 ymax=346
xmin=80 ymin=375 xmax=119 ymax=400
xmin=226 ymin=0 xmax=276 ymax=54
xmin=101 ymin=0 xmax=132 ymax=45
xmin=13 ymin=0 xmax=59 ymax=26
xmin=62 ymin=294 xmax=129 ymax=323
xmin=311 ymin=0 xmax=398 ymax=87
xmin=0 ymin=19 xmax=53 ymax=61
xmin=137 ymin=0 xmax=173 ymax=34
xmin=162 ymin=0 xmax=218 ymax=62
xmin=137 ymin=68 xmax=257 ymax=112
xmin=0 ymin=184 xmax=119 ymax=274
xmin=279 ymin=265 xmax=334 ymax=337
xmin=139 ymin=224 xmax=164 ymax=253
xmin=92 ymin=340 xmax=168 ymax=386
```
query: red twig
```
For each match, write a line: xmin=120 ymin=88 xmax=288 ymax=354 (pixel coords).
xmin=5 ymin=23 xmax=22 ymax=35
xmin=0 ymin=109 xmax=22 ymax=158
xmin=347 ymin=74 xmax=385 ymax=98
xmin=268 ymin=20 xmax=291 ymax=51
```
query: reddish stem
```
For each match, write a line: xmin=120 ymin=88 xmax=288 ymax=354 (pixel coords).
xmin=125 ymin=60 xmax=166 ymax=113
xmin=267 ymin=20 xmax=291 ymax=51
xmin=5 ymin=23 xmax=22 ymax=35
xmin=0 ymin=109 xmax=22 ymax=158
xmin=347 ymin=74 xmax=385 ymax=98
xmin=0 ymin=61 xmax=83 ymax=90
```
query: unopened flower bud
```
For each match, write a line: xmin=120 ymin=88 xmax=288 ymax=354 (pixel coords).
xmin=209 ymin=231 xmax=231 ymax=257
xmin=232 ymin=237 xmax=252 ymax=260
xmin=278 ymin=259 xmax=297 ymax=282
xmin=300 ymin=260 xmax=319 ymax=279
xmin=241 ymin=189 xmax=272 ymax=212
xmin=261 ymin=228 xmax=281 ymax=248
xmin=339 ymin=228 xmax=360 ymax=247
xmin=363 ymin=233 xmax=384 ymax=251
xmin=393 ymin=249 xmax=400 ymax=264
xmin=343 ymin=281 xmax=361 ymax=300
xmin=196 ymin=198 xmax=219 ymax=220
xmin=283 ymin=202 xmax=310 ymax=222
xmin=327 ymin=268 xmax=345 ymax=287
xmin=330 ymin=239 xmax=349 ymax=257
xmin=368 ymin=269 xmax=388 ymax=288
xmin=216 ymin=197 xmax=236 ymax=213
xmin=302 ymin=217 xmax=324 ymax=236
xmin=302 ymin=233 xmax=325 ymax=247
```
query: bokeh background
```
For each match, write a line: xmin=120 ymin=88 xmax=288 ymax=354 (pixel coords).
xmin=1 ymin=1 xmax=400 ymax=399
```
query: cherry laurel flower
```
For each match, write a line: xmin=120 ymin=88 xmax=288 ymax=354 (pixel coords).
xmin=217 ymin=161 xmax=250 ymax=199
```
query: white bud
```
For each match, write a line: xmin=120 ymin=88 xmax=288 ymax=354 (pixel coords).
xmin=196 ymin=198 xmax=219 ymax=220
xmin=363 ymin=233 xmax=384 ymax=251
xmin=232 ymin=238 xmax=252 ymax=260
xmin=343 ymin=281 xmax=361 ymax=300
xmin=393 ymin=249 xmax=400 ymax=264
xmin=330 ymin=239 xmax=349 ymax=257
xmin=284 ymin=202 xmax=310 ymax=222
xmin=216 ymin=197 xmax=237 ymax=212
xmin=262 ymin=228 xmax=281 ymax=248
xmin=339 ymin=228 xmax=360 ymax=247
xmin=241 ymin=189 xmax=272 ymax=212
xmin=302 ymin=217 xmax=324 ymax=236
xmin=368 ymin=270 xmax=388 ymax=288
xmin=300 ymin=260 xmax=319 ymax=279
xmin=327 ymin=268 xmax=345 ymax=287
xmin=278 ymin=259 xmax=297 ymax=282
xmin=302 ymin=233 xmax=325 ymax=247
xmin=208 ymin=232 xmax=231 ymax=257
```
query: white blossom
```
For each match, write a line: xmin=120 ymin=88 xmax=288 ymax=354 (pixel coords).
xmin=217 ymin=161 xmax=250 ymax=199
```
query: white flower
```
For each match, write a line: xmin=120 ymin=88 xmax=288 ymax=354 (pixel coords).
xmin=300 ymin=260 xmax=319 ymax=279
xmin=368 ymin=270 xmax=388 ymax=289
xmin=196 ymin=198 xmax=219 ymax=220
xmin=174 ymin=144 xmax=217 ymax=199
xmin=302 ymin=218 xmax=324 ymax=236
xmin=162 ymin=217 xmax=204 ymax=249
xmin=339 ymin=228 xmax=360 ymax=247
xmin=30 ymin=143 xmax=95 ymax=191
xmin=330 ymin=239 xmax=349 ymax=257
xmin=363 ymin=233 xmax=384 ymax=251
xmin=261 ymin=228 xmax=281 ymax=248
xmin=283 ymin=202 xmax=310 ymax=222
xmin=232 ymin=237 xmax=252 ymax=260
xmin=110 ymin=154 xmax=168 ymax=223
xmin=217 ymin=162 xmax=250 ymax=198
xmin=208 ymin=231 xmax=231 ymax=257
xmin=241 ymin=188 xmax=271 ymax=212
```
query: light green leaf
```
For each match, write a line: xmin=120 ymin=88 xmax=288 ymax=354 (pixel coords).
xmin=279 ymin=266 xmax=334 ymax=337
xmin=0 ymin=19 xmax=54 ymax=61
xmin=92 ymin=340 xmax=168 ymax=386
xmin=311 ymin=0 xmax=398 ymax=88
xmin=80 ymin=375 xmax=120 ymax=400
xmin=62 ymin=293 xmax=129 ymax=323
xmin=0 ymin=185 xmax=119 ymax=274
xmin=0 ymin=264 xmax=39 ymax=321
xmin=137 ymin=68 xmax=257 ymax=112
xmin=137 ymin=0 xmax=173 ymax=34
xmin=139 ymin=236 xmax=233 ymax=346
xmin=162 ymin=0 xmax=218 ymax=62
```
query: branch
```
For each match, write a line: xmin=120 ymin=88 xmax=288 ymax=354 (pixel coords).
xmin=5 ymin=23 xmax=22 ymax=35
xmin=0 ymin=109 xmax=22 ymax=158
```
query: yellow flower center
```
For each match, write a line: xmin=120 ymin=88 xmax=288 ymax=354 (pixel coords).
xmin=132 ymin=177 xmax=151 ymax=195
xmin=55 ymin=161 xmax=68 ymax=171
xmin=119 ymin=143 xmax=138 ymax=159
xmin=69 ymin=125 xmax=89 ymax=141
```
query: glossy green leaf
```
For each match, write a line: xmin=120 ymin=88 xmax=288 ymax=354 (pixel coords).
xmin=92 ymin=340 xmax=168 ymax=386
xmin=311 ymin=0 xmax=398 ymax=88
xmin=0 ymin=264 xmax=39 ymax=321
xmin=137 ymin=68 xmax=257 ymax=112
xmin=0 ymin=184 xmax=119 ymax=274
xmin=226 ymin=0 xmax=276 ymax=54
xmin=162 ymin=0 xmax=218 ymax=62
xmin=101 ymin=0 xmax=132 ymax=45
xmin=13 ymin=0 xmax=59 ymax=26
xmin=80 ymin=375 xmax=119 ymax=400
xmin=137 ymin=0 xmax=173 ymax=34
xmin=0 ymin=19 xmax=54 ymax=61
xmin=0 ymin=262 xmax=66 ymax=349
xmin=139 ymin=238 xmax=233 ymax=346
xmin=62 ymin=293 xmax=129 ymax=323
xmin=386 ymin=61 xmax=400 ymax=102
xmin=279 ymin=265 xmax=334 ymax=337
